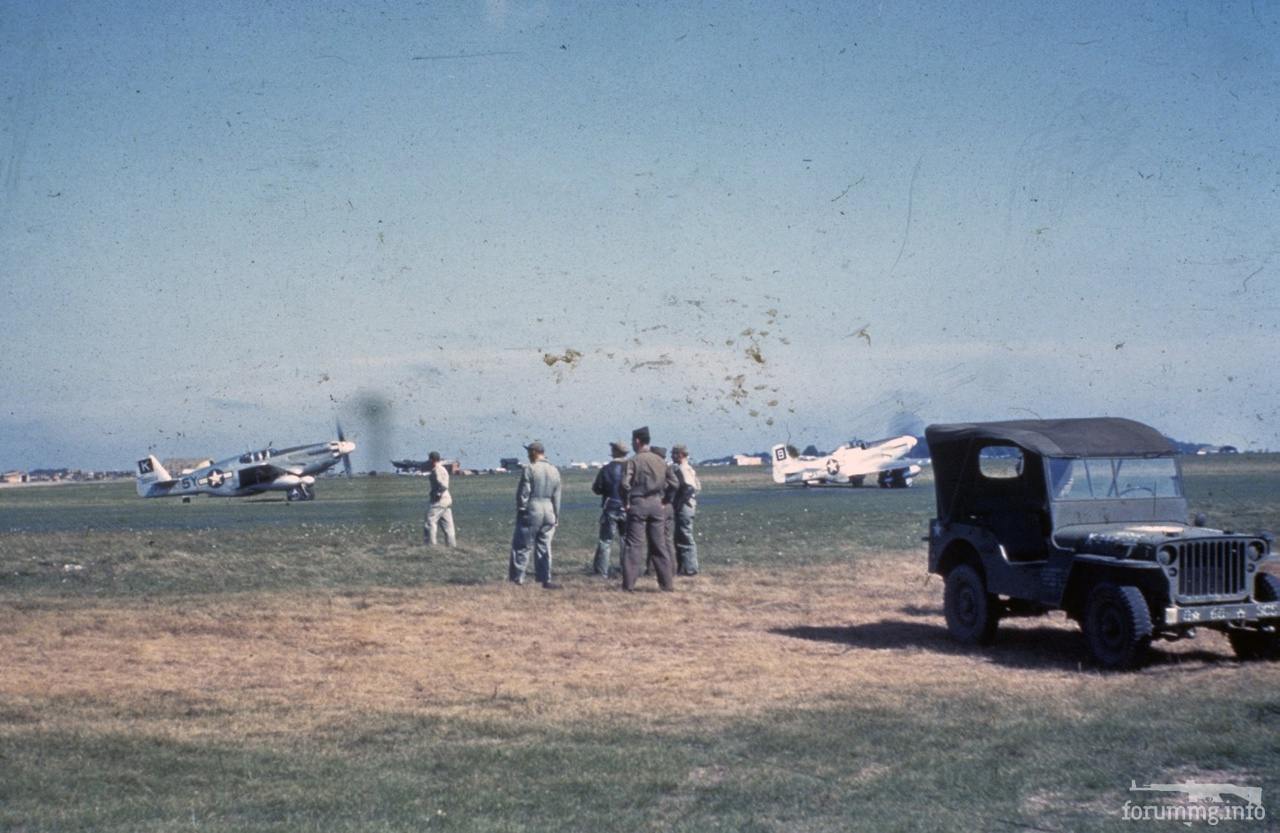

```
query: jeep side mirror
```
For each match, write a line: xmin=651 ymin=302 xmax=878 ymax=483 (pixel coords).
xmin=1193 ymin=513 xmax=1207 ymax=527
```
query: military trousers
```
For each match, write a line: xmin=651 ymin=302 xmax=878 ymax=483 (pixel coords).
xmin=592 ymin=506 xmax=626 ymax=576
xmin=621 ymin=495 xmax=674 ymax=591
xmin=509 ymin=498 xmax=556 ymax=584
xmin=425 ymin=493 xmax=456 ymax=547
xmin=674 ymin=504 xmax=697 ymax=573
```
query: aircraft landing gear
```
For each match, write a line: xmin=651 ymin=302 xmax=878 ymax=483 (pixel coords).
xmin=878 ymin=470 xmax=912 ymax=489
xmin=286 ymin=484 xmax=316 ymax=502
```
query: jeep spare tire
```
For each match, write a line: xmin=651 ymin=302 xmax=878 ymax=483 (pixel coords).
xmin=944 ymin=564 xmax=999 ymax=645
xmin=1083 ymin=583 xmax=1153 ymax=669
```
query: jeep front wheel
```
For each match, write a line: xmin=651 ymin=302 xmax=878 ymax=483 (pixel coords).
xmin=1228 ymin=629 xmax=1280 ymax=660
xmin=944 ymin=564 xmax=998 ymax=645
xmin=1228 ymin=573 xmax=1280 ymax=661
xmin=1083 ymin=584 xmax=1153 ymax=669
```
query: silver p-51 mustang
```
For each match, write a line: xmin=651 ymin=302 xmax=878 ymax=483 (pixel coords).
xmin=136 ymin=426 xmax=355 ymax=501
xmin=770 ymin=435 xmax=923 ymax=488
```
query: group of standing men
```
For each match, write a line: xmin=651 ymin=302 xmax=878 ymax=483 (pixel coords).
xmin=421 ymin=426 xmax=700 ymax=592
xmin=591 ymin=426 xmax=700 ymax=591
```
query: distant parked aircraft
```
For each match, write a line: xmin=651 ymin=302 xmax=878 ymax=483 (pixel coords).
xmin=770 ymin=436 xmax=923 ymax=488
xmin=137 ymin=425 xmax=355 ymax=501
xmin=391 ymin=459 xmax=433 ymax=475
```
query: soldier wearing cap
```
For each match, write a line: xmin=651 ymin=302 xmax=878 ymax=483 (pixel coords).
xmin=591 ymin=440 xmax=629 ymax=577
xmin=671 ymin=444 xmax=701 ymax=575
xmin=424 ymin=451 xmax=457 ymax=547
xmin=508 ymin=441 xmax=562 ymax=588
xmin=620 ymin=426 xmax=677 ymax=591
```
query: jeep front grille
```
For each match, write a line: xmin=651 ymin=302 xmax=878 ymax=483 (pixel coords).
xmin=1176 ymin=540 xmax=1248 ymax=602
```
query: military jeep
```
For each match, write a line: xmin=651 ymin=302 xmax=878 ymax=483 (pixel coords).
xmin=925 ymin=418 xmax=1279 ymax=669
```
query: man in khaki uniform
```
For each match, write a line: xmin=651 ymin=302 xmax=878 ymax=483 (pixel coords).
xmin=620 ymin=427 xmax=676 ymax=591
xmin=671 ymin=444 xmax=701 ymax=575
xmin=641 ymin=446 xmax=672 ymax=576
xmin=508 ymin=442 xmax=562 ymax=588
xmin=424 ymin=451 xmax=456 ymax=547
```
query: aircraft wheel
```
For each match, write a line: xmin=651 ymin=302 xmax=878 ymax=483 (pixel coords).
xmin=302 ymin=484 xmax=315 ymax=501
xmin=890 ymin=470 xmax=908 ymax=488
xmin=286 ymin=487 xmax=300 ymax=502
xmin=849 ymin=475 xmax=865 ymax=487
xmin=877 ymin=471 xmax=891 ymax=488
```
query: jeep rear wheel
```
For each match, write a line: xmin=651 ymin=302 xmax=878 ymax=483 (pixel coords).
xmin=1229 ymin=573 xmax=1280 ymax=661
xmin=944 ymin=564 xmax=998 ymax=645
xmin=1083 ymin=584 xmax=1152 ymax=669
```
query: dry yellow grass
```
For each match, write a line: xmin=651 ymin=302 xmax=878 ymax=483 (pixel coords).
xmin=2 ymin=558 xmax=1274 ymax=744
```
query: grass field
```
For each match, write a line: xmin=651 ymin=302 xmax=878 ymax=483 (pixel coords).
xmin=2 ymin=457 xmax=1278 ymax=831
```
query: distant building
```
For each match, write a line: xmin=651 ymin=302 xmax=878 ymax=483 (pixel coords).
xmin=28 ymin=468 xmax=70 ymax=482
xmin=731 ymin=454 xmax=763 ymax=467
xmin=0 ymin=470 xmax=27 ymax=484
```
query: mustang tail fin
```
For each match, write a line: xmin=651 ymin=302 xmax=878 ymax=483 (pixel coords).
xmin=770 ymin=444 xmax=791 ymax=484
xmin=135 ymin=455 xmax=173 ymax=497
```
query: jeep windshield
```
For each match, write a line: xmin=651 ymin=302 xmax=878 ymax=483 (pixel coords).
xmin=1047 ymin=457 xmax=1182 ymax=502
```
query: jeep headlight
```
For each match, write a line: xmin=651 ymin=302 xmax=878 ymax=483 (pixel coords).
xmin=1248 ymin=541 xmax=1267 ymax=561
xmin=1157 ymin=545 xmax=1177 ymax=566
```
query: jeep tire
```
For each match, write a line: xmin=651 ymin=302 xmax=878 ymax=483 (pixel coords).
xmin=1083 ymin=583 xmax=1153 ymax=669
xmin=944 ymin=564 xmax=999 ymax=645
xmin=1228 ymin=573 xmax=1280 ymax=661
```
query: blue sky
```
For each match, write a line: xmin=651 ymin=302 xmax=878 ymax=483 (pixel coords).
xmin=1 ymin=0 xmax=1277 ymax=470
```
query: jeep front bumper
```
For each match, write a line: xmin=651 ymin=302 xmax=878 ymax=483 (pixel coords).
xmin=1164 ymin=601 xmax=1280 ymax=626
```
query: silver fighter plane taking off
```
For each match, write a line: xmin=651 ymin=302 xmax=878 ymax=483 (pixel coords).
xmin=771 ymin=435 xmax=923 ymax=488
xmin=136 ymin=425 xmax=356 ymax=501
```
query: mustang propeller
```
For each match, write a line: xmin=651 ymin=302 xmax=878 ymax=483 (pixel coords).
xmin=337 ymin=420 xmax=354 ymax=478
